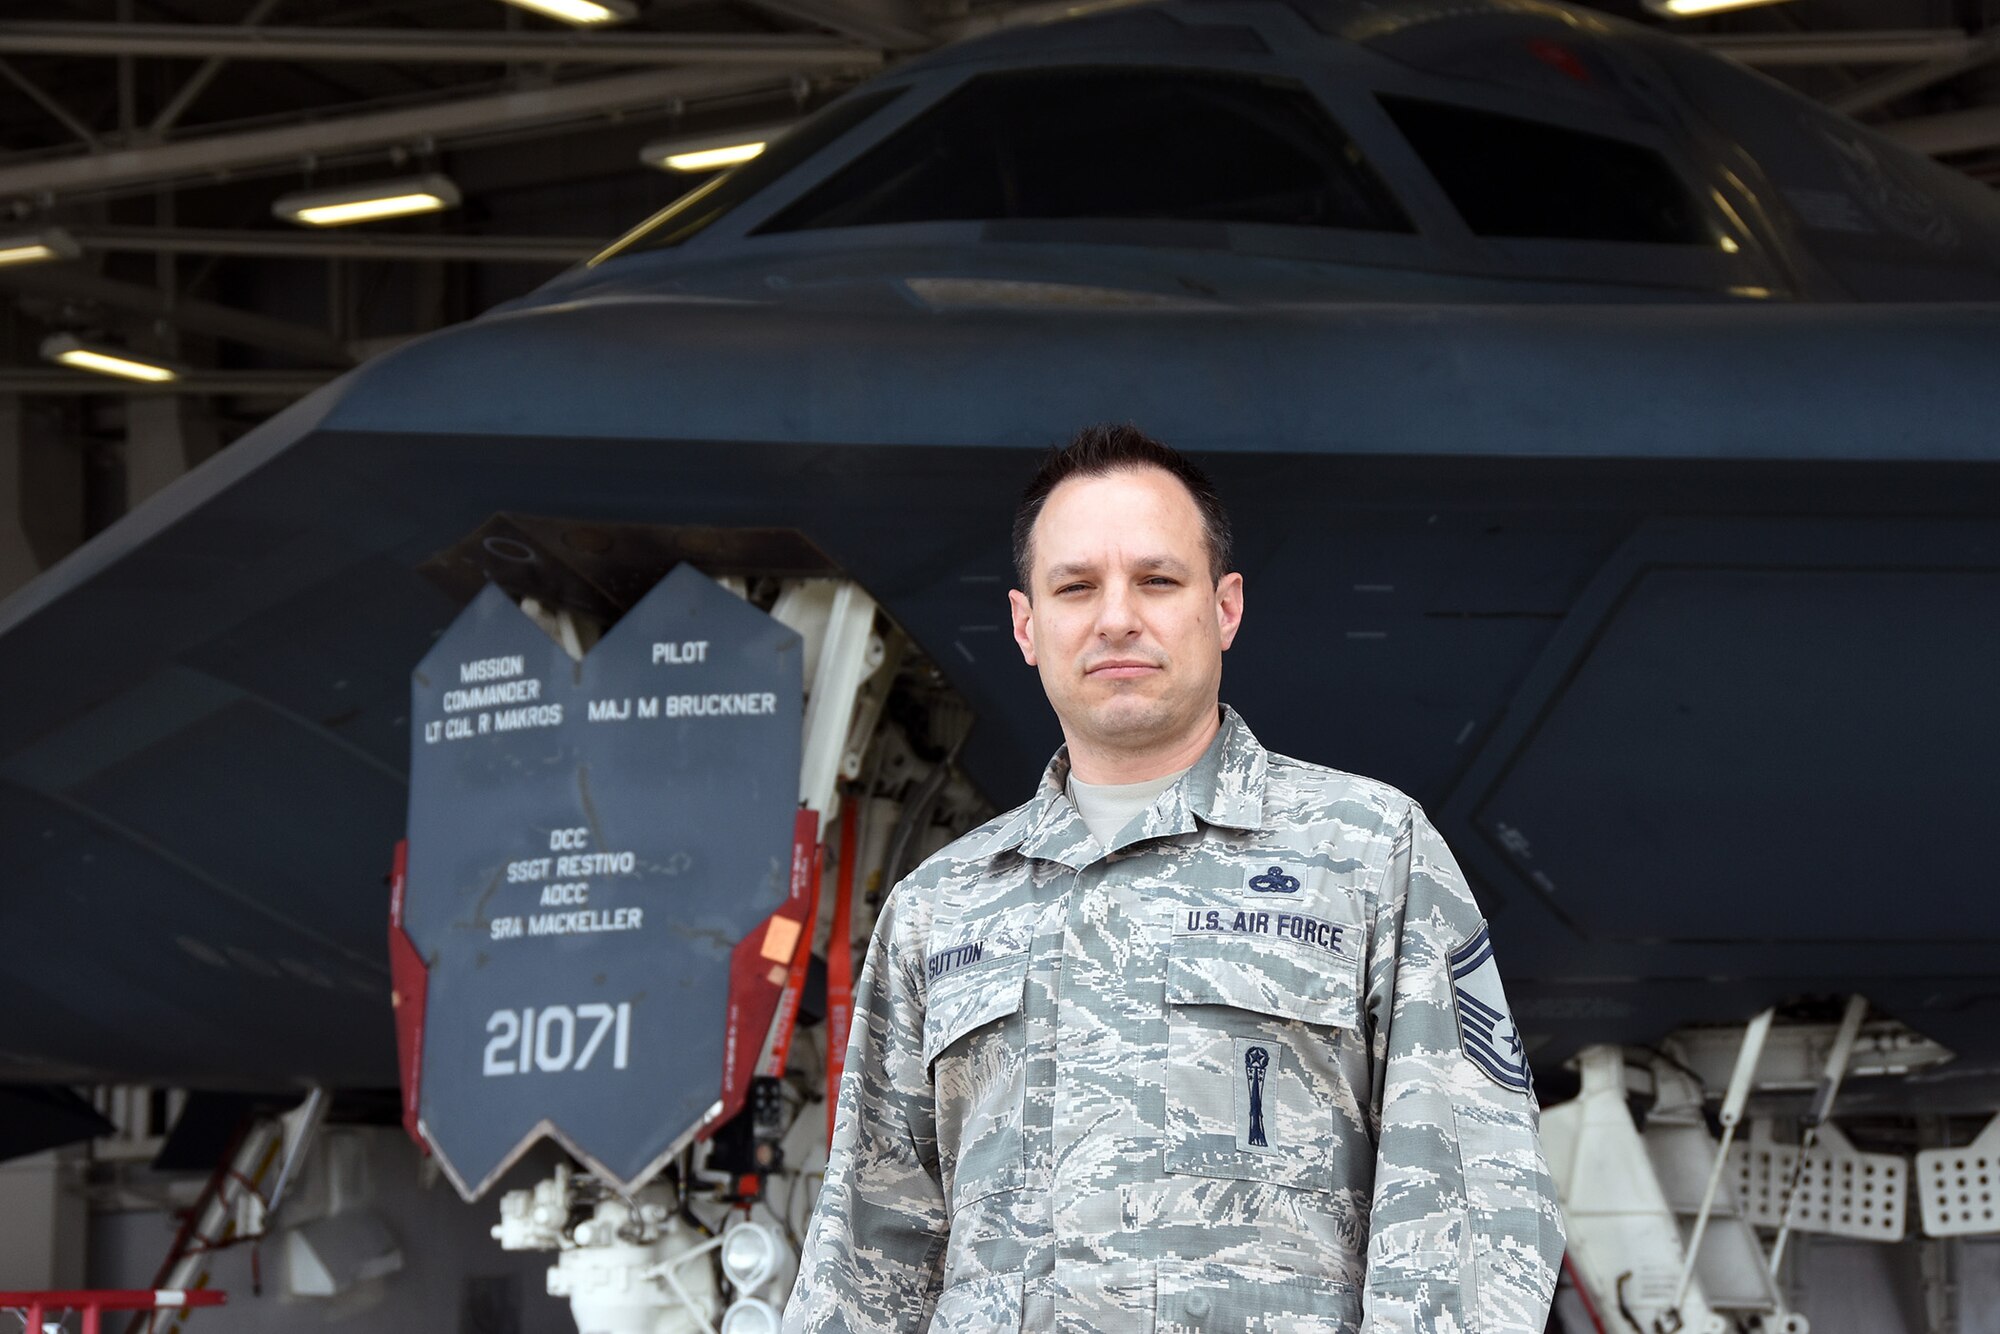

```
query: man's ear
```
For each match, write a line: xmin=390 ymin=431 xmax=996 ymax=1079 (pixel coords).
xmin=1008 ymin=588 xmax=1038 ymax=666
xmin=1216 ymin=572 xmax=1244 ymax=651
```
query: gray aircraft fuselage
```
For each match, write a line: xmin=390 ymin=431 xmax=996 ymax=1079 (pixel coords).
xmin=2 ymin=0 xmax=1997 ymax=1112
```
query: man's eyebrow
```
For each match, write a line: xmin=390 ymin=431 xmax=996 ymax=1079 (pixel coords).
xmin=1043 ymin=561 xmax=1096 ymax=584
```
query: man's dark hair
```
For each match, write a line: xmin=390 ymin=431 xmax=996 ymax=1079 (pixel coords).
xmin=1012 ymin=424 xmax=1235 ymax=594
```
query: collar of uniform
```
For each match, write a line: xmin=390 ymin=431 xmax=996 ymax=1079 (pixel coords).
xmin=1180 ymin=704 xmax=1267 ymax=834
xmin=1000 ymin=705 xmax=1267 ymax=867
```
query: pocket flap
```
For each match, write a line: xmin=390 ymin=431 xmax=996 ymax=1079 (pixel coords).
xmin=1167 ymin=935 xmax=1361 ymax=1028
xmin=928 ymin=1271 xmax=1024 ymax=1333
xmin=1155 ymin=1258 xmax=1359 ymax=1331
xmin=923 ymin=953 xmax=1029 ymax=1068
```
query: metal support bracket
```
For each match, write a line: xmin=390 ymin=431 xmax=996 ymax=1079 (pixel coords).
xmin=1541 ymin=1045 xmax=1728 ymax=1334
xmin=1915 ymin=1113 xmax=2000 ymax=1237
xmin=1768 ymin=995 xmax=1871 ymax=1270
xmin=1729 ymin=1119 xmax=1907 ymax=1243
xmin=1661 ymin=1010 xmax=1794 ymax=1325
xmin=772 ymin=578 xmax=887 ymax=821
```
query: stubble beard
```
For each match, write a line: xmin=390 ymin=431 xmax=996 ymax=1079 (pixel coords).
xmin=1076 ymin=680 xmax=1185 ymax=757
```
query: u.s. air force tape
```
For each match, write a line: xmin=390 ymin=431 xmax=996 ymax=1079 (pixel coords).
xmin=1175 ymin=907 xmax=1348 ymax=954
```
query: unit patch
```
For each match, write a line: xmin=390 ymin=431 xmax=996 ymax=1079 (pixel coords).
xmin=1176 ymin=908 xmax=1346 ymax=954
xmin=1448 ymin=922 xmax=1531 ymax=1093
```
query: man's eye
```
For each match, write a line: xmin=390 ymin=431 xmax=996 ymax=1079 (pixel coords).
xmin=1056 ymin=583 xmax=1087 ymax=595
xmin=1143 ymin=577 xmax=1178 ymax=587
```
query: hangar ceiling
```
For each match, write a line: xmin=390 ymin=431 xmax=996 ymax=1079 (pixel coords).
xmin=0 ymin=0 xmax=1993 ymax=586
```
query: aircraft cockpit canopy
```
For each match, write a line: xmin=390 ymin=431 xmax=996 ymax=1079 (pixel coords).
xmin=580 ymin=0 xmax=2000 ymax=304
xmin=604 ymin=63 xmax=1716 ymax=258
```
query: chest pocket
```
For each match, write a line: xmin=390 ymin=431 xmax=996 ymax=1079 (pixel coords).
xmin=1164 ymin=933 xmax=1365 ymax=1196
xmin=924 ymin=951 xmax=1030 ymax=1211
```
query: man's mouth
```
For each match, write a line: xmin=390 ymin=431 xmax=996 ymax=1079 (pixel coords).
xmin=1086 ymin=660 xmax=1161 ymax=680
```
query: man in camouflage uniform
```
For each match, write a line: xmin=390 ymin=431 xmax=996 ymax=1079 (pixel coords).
xmin=786 ymin=426 xmax=1564 ymax=1331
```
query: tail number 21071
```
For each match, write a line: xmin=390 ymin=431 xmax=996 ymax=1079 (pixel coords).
xmin=483 ymin=1002 xmax=631 ymax=1076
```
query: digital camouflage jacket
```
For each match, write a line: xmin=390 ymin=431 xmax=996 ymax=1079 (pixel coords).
xmin=785 ymin=706 xmax=1564 ymax=1332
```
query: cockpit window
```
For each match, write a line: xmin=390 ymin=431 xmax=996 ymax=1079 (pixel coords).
xmin=755 ymin=68 xmax=1412 ymax=235
xmin=601 ymin=88 xmax=908 ymax=258
xmin=1380 ymin=96 xmax=1708 ymax=245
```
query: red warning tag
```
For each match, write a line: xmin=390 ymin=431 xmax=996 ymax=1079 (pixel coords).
xmin=386 ymin=839 xmax=430 ymax=1155
xmin=714 ymin=809 xmax=820 ymax=1131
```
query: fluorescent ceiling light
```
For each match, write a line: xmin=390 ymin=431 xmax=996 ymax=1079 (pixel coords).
xmin=661 ymin=142 xmax=766 ymax=172
xmin=41 ymin=333 xmax=178 ymax=384
xmin=640 ymin=125 xmax=790 ymax=173
xmin=273 ymin=174 xmax=462 ymax=228
xmin=496 ymin=0 xmax=636 ymax=25
xmin=1646 ymin=0 xmax=1794 ymax=18
xmin=0 ymin=228 xmax=79 ymax=266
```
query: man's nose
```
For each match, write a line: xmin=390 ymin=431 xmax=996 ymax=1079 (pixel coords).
xmin=1095 ymin=583 xmax=1142 ymax=639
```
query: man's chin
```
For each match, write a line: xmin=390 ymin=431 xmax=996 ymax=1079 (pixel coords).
xmin=1079 ymin=698 xmax=1176 ymax=745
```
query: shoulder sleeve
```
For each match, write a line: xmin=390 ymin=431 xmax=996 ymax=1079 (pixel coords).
xmin=783 ymin=877 xmax=949 ymax=1333
xmin=1359 ymin=804 xmax=1565 ymax=1334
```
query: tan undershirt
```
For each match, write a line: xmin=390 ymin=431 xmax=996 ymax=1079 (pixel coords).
xmin=1066 ymin=766 xmax=1190 ymax=850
